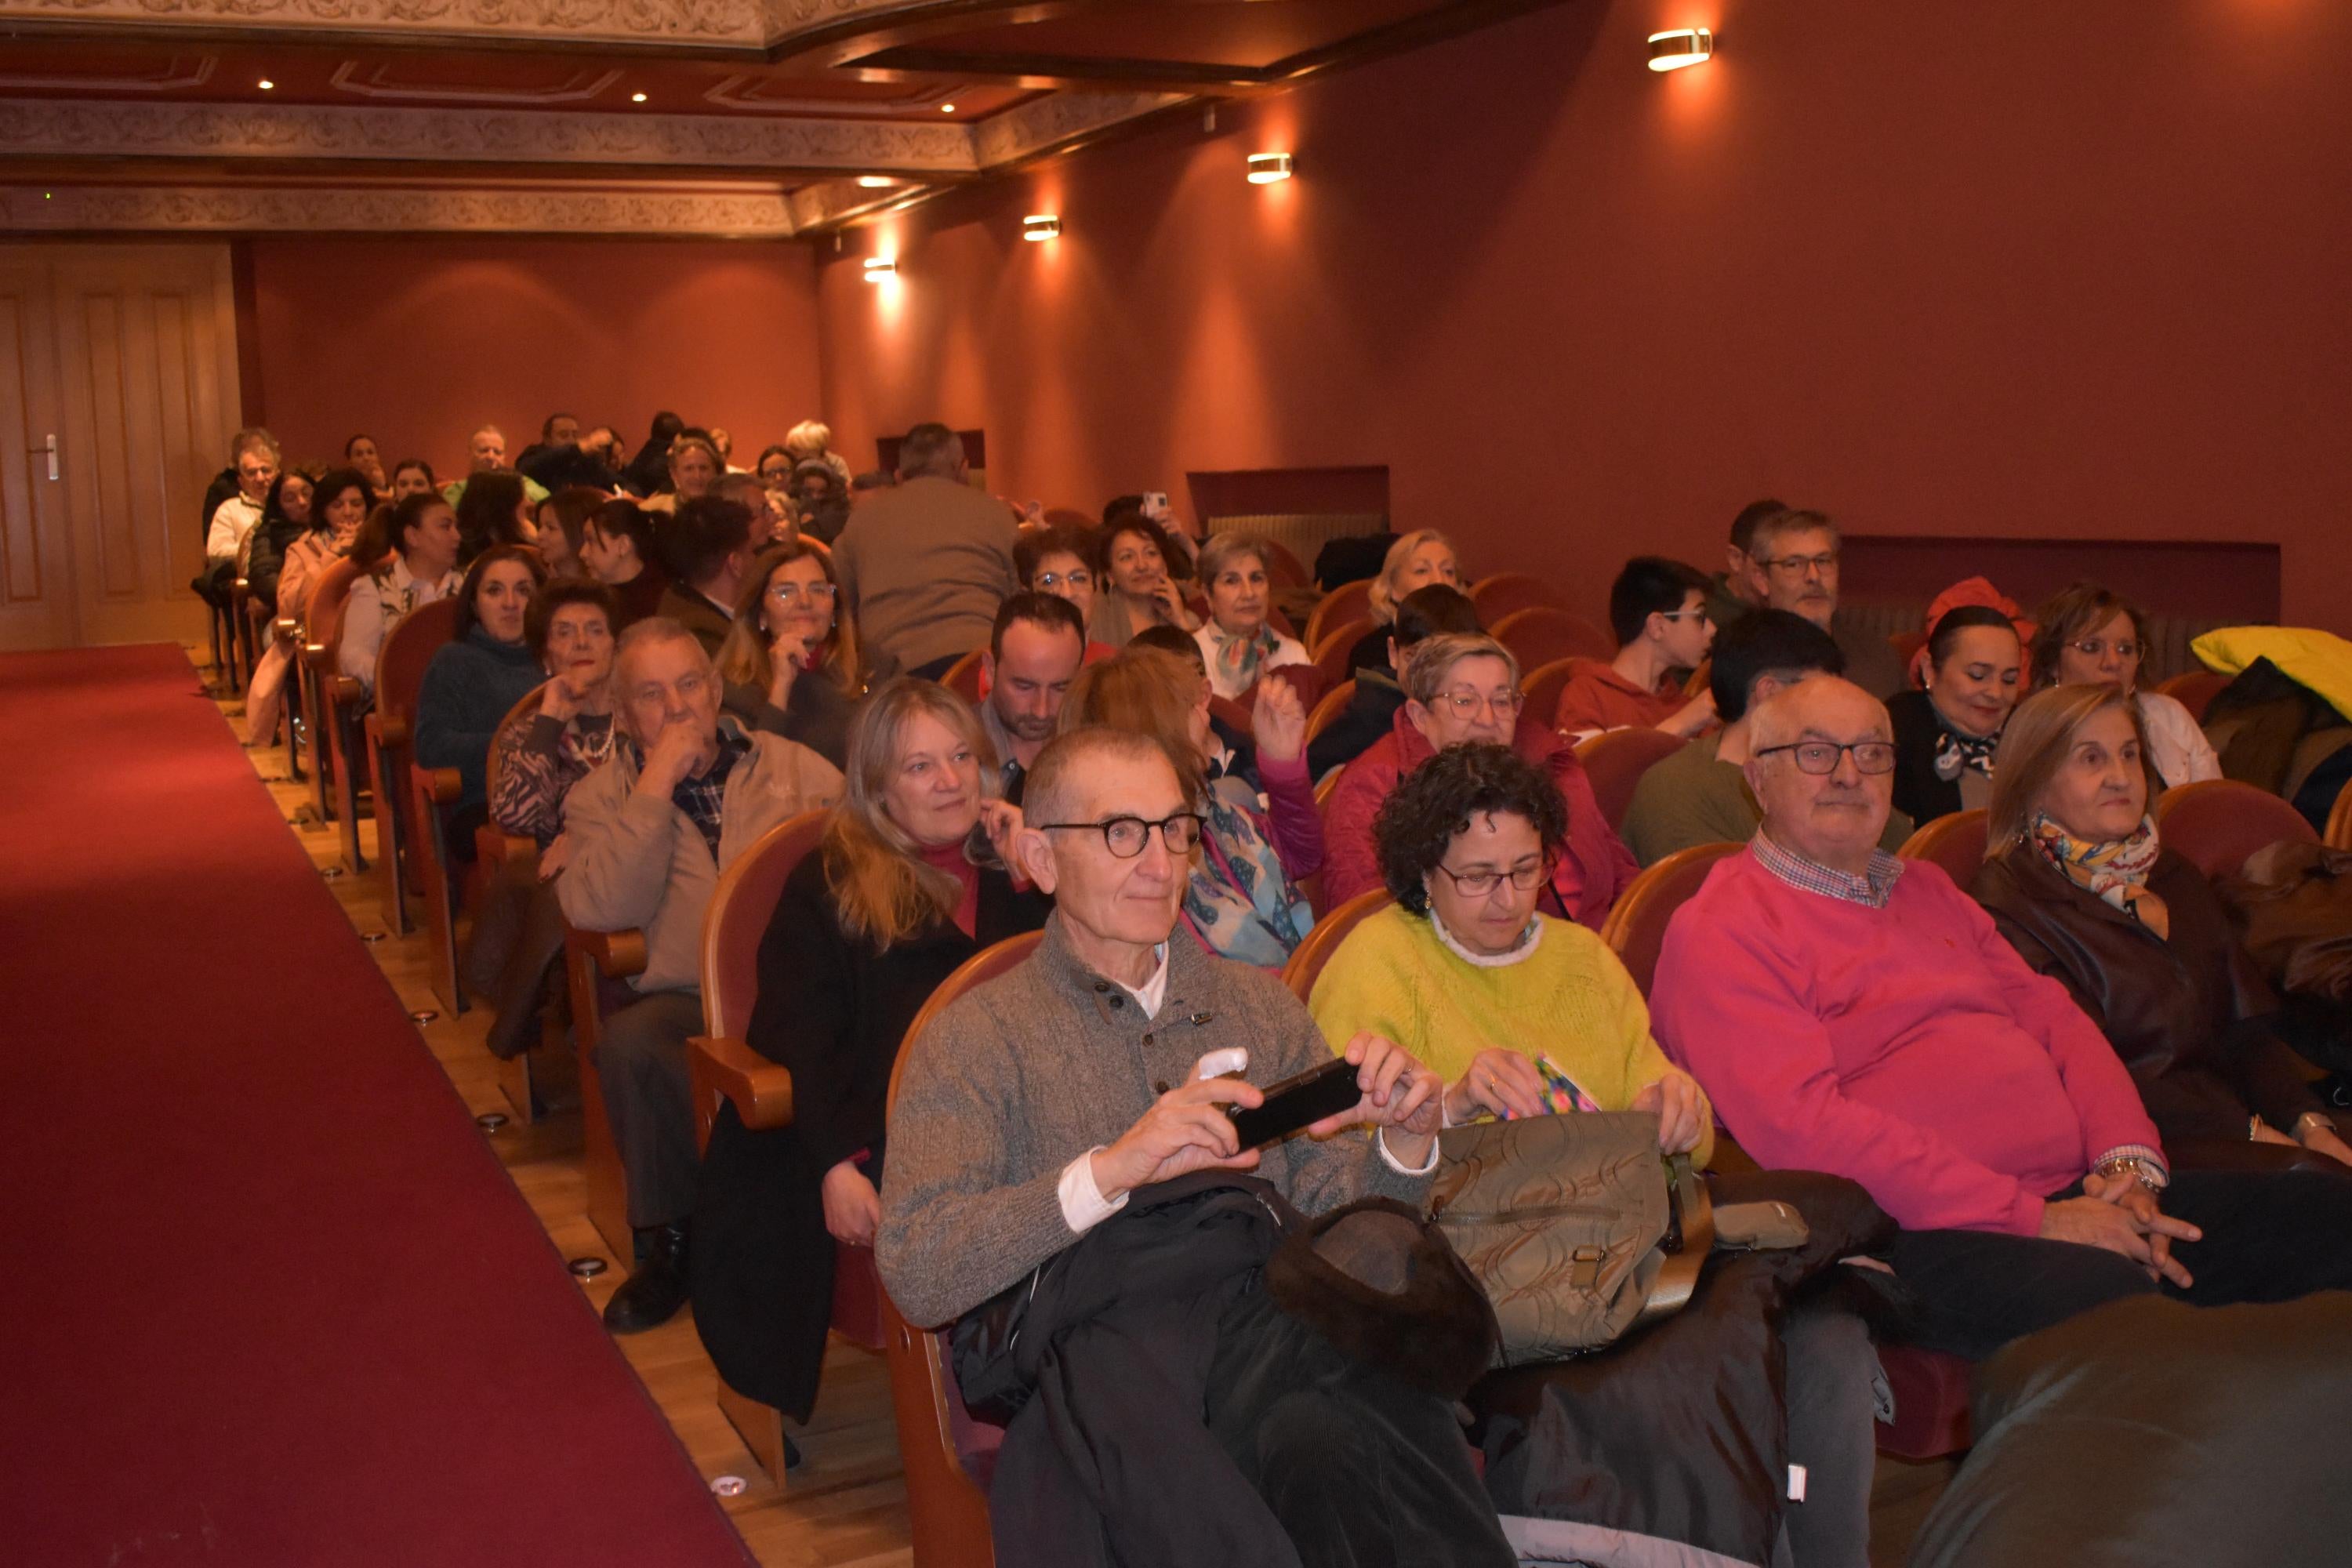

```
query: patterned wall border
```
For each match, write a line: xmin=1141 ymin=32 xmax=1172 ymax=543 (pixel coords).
xmin=0 ymin=183 xmax=800 ymax=235
xmin=0 ymin=0 xmax=939 ymax=52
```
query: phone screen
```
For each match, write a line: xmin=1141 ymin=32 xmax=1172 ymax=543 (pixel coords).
xmin=1225 ymin=1058 xmax=1363 ymax=1150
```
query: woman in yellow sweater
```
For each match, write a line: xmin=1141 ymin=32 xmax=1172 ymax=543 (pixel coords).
xmin=1310 ymin=742 xmax=1711 ymax=1161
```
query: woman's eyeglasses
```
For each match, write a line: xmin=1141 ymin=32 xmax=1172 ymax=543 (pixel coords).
xmin=1431 ymin=858 xmax=1551 ymax=897
xmin=1433 ymin=688 xmax=1523 ymax=719
xmin=766 ymin=581 xmax=838 ymax=604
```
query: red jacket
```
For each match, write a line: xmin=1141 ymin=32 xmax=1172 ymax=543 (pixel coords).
xmin=1320 ymin=707 xmax=1639 ymax=928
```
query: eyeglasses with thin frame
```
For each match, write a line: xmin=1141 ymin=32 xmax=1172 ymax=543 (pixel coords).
xmin=2068 ymin=637 xmax=2141 ymax=663
xmin=1431 ymin=855 xmax=1553 ymax=898
xmin=1036 ymin=568 xmax=1093 ymax=592
xmin=1035 ymin=812 xmax=1206 ymax=858
xmin=1753 ymin=740 xmax=1898 ymax=775
xmin=1432 ymin=688 xmax=1523 ymax=720
xmin=766 ymin=580 xmax=838 ymax=604
xmin=1756 ymin=551 xmax=1839 ymax=577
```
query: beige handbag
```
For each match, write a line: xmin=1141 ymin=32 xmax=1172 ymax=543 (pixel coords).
xmin=1428 ymin=1111 xmax=1713 ymax=1368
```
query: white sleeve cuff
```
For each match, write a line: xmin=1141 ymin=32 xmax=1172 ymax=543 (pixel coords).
xmin=1376 ymin=1125 xmax=1441 ymax=1178
xmin=1058 ymin=1148 xmax=1130 ymax=1234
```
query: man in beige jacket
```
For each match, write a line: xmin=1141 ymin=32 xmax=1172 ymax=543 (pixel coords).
xmin=559 ymin=618 xmax=843 ymax=1332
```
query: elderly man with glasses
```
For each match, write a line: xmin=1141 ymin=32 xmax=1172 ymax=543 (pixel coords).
xmin=1652 ymin=677 xmax=2352 ymax=1360
xmin=1738 ymin=508 xmax=1907 ymax=697
xmin=880 ymin=724 xmax=1515 ymax=1566
xmin=1320 ymin=632 xmax=1638 ymax=922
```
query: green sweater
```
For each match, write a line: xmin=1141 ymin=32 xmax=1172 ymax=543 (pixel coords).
xmin=1308 ymin=905 xmax=1712 ymax=1167
xmin=1620 ymin=730 xmax=1911 ymax=868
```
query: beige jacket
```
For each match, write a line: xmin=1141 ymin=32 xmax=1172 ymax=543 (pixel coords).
xmin=555 ymin=727 xmax=844 ymax=995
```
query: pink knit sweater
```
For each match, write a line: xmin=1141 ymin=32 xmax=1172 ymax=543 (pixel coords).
xmin=1651 ymin=848 xmax=2161 ymax=1236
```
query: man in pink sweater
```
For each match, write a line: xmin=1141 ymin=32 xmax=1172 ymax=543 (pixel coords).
xmin=1654 ymin=677 xmax=2352 ymax=1358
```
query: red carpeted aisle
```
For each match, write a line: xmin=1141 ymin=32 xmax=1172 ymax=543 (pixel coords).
xmin=0 ymin=646 xmax=752 ymax=1566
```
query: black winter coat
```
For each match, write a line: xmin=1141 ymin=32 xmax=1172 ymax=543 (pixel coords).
xmin=244 ymin=517 xmax=316 ymax=615
xmin=689 ymin=852 xmax=1050 ymax=1420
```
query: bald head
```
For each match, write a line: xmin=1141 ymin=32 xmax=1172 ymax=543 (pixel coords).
xmin=1743 ymin=677 xmax=1896 ymax=873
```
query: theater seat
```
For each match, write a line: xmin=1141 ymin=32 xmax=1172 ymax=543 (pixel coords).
xmin=365 ymin=596 xmax=461 ymax=935
xmin=2325 ymin=777 xmax=2352 ymax=851
xmin=1597 ymin=841 xmax=1740 ymax=997
xmin=1875 ymin=1345 xmax=1973 ymax=1461
xmin=1897 ymin=808 xmax=1991 ymax=887
xmin=939 ymin=648 xmax=985 ymax=703
xmin=1279 ymin=888 xmax=1396 ymax=1004
xmin=1303 ymin=580 xmax=1373 ymax=652
xmin=2155 ymin=779 xmax=2318 ymax=880
xmin=1490 ymin=606 xmax=1613 ymax=671
xmin=882 ymin=932 xmax=1047 ymax=1568
xmin=302 ymin=557 xmax=366 ymax=873
xmin=1468 ymin=572 xmax=1565 ymax=622
xmin=1303 ymin=678 xmax=1354 ymax=750
xmin=561 ymin=920 xmax=647 ymax=1261
xmin=1521 ymin=657 xmax=1579 ymax=738
xmin=1573 ymin=728 xmax=1686 ymax=833
xmin=2154 ymin=668 xmax=2228 ymax=724
xmin=1308 ymin=619 xmax=1370 ymax=694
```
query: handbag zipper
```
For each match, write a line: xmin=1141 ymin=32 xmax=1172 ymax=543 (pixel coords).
xmin=1431 ymin=1199 xmax=1621 ymax=1225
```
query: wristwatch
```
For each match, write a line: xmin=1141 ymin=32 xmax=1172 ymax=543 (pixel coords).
xmin=2094 ymin=1154 xmax=2169 ymax=1192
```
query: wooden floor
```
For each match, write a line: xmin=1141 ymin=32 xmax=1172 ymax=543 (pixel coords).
xmin=205 ymin=654 xmax=1950 ymax=1568
xmin=210 ymin=673 xmax=914 ymax=1568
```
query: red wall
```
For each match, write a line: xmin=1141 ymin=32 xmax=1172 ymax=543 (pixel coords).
xmin=815 ymin=0 xmax=2352 ymax=633
xmin=248 ymin=238 xmax=821 ymax=478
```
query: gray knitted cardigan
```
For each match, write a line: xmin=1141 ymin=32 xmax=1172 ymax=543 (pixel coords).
xmin=878 ymin=914 xmax=1431 ymax=1327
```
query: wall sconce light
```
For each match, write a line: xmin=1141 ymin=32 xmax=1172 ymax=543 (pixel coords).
xmin=862 ymin=257 xmax=896 ymax=281
xmin=857 ymin=176 xmax=895 ymax=189
xmin=1647 ymin=27 xmax=1713 ymax=71
xmin=1022 ymin=215 xmax=1061 ymax=241
xmin=1246 ymin=153 xmax=1294 ymax=184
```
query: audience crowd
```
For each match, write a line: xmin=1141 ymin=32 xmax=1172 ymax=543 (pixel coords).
xmin=205 ymin=408 xmax=2352 ymax=1567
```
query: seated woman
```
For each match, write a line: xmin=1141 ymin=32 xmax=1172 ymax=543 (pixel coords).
xmin=452 ymin=470 xmax=535 ymax=568
xmin=1088 ymin=514 xmax=1200 ymax=648
xmin=244 ymin=467 xmax=371 ymax=747
xmin=532 ymin=485 xmax=605 ymax=580
xmin=1322 ymin=632 xmax=1638 ymax=926
xmin=1345 ymin=528 xmax=1462 ymax=678
xmin=1972 ymin=684 xmax=2351 ymax=1169
xmin=690 ymin=681 xmax=1051 ymax=1446
xmin=488 ymin=579 xmax=619 ymax=857
xmin=577 ymin=498 xmax=670 ymax=628
xmin=2029 ymin=583 xmax=2220 ymax=788
xmin=241 ymin=469 xmax=314 ymax=618
xmin=339 ymin=491 xmax=463 ymax=696
xmin=715 ymin=541 xmax=865 ymax=770
xmin=414 ymin=544 xmax=548 ymax=856
xmin=1307 ymin=583 xmax=1483 ymax=781
xmin=1190 ymin=532 xmax=1310 ymax=700
xmin=1887 ymin=604 xmax=2023 ymax=825
xmin=389 ymin=457 xmax=437 ymax=503
xmin=638 ymin=432 xmax=721 ymax=517
xmin=1059 ymin=645 xmax=1322 ymax=968
xmin=1015 ymin=522 xmax=1116 ymax=664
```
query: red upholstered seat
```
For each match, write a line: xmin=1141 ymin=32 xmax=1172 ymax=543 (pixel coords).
xmin=1468 ymin=572 xmax=1565 ymax=621
xmin=1573 ymin=728 xmax=1687 ymax=834
xmin=2156 ymin=779 xmax=2318 ymax=880
xmin=1303 ymin=581 xmax=1374 ymax=652
xmin=2154 ymin=668 xmax=2227 ymax=724
xmin=1897 ymin=808 xmax=1991 ymax=887
xmin=1875 ymin=1345 xmax=1974 ymax=1460
xmin=1490 ymin=605 xmax=1614 ymax=671
xmin=1598 ymin=840 xmax=1741 ymax=998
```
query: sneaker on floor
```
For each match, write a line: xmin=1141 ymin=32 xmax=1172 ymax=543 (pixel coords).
xmin=603 ymin=1221 xmax=690 ymax=1334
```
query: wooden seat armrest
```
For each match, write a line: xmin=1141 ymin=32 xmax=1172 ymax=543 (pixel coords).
xmin=579 ymin=927 xmax=649 ymax=978
xmin=329 ymin=674 xmax=363 ymax=705
xmin=272 ymin=618 xmax=302 ymax=645
xmin=691 ymin=1035 xmax=796 ymax=1131
xmin=411 ymin=763 xmax=463 ymax=807
xmin=233 ymin=576 xmax=250 ymax=593
xmin=476 ymin=828 xmax=541 ymax=878
xmin=303 ymin=641 xmax=331 ymax=670
xmin=373 ymin=711 xmax=409 ymax=748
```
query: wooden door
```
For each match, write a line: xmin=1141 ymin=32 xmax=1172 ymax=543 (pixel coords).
xmin=48 ymin=245 xmax=240 ymax=650
xmin=0 ymin=256 xmax=74 ymax=652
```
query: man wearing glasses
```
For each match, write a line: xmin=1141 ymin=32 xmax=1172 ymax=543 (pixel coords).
xmin=879 ymin=725 xmax=1513 ymax=1565
xmin=1739 ymin=508 xmax=1907 ymax=697
xmin=1652 ymin=677 xmax=2352 ymax=1359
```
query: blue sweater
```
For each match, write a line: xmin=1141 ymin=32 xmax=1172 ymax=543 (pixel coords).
xmin=416 ymin=626 xmax=545 ymax=811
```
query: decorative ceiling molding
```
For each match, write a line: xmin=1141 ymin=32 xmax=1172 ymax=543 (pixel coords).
xmin=701 ymin=70 xmax=959 ymax=116
xmin=970 ymin=87 xmax=1185 ymax=168
xmin=328 ymin=60 xmax=626 ymax=105
xmin=0 ymin=181 xmax=800 ymax=235
xmin=0 ymin=0 xmax=775 ymax=50
xmin=0 ymin=95 xmax=980 ymax=172
xmin=0 ymin=52 xmax=214 ymax=93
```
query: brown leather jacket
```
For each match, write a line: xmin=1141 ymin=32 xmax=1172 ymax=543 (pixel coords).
xmin=1970 ymin=840 xmax=2325 ymax=1147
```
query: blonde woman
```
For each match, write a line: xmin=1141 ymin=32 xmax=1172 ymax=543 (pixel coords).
xmin=1348 ymin=528 xmax=1461 ymax=677
xmin=716 ymin=541 xmax=864 ymax=768
xmin=691 ymin=680 xmax=1050 ymax=1443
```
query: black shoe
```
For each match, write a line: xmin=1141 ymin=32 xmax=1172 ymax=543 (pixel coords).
xmin=603 ymin=1221 xmax=691 ymax=1334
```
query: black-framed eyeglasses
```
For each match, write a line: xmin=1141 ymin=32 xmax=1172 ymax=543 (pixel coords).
xmin=1756 ymin=551 xmax=1839 ymax=576
xmin=1753 ymin=740 xmax=1897 ymax=775
xmin=1431 ymin=856 xmax=1552 ymax=897
xmin=1035 ymin=812 xmax=1205 ymax=858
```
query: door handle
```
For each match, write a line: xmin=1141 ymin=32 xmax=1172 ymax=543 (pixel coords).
xmin=30 ymin=434 xmax=56 ymax=481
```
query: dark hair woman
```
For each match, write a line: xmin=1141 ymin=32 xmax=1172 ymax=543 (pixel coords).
xmin=453 ymin=469 xmax=532 ymax=568
xmin=1886 ymin=604 xmax=2024 ymax=826
xmin=690 ymin=680 xmax=1051 ymax=1442
xmin=1089 ymin=515 xmax=1200 ymax=648
xmin=413 ymin=544 xmax=549 ymax=849
xmin=337 ymin=490 xmax=462 ymax=695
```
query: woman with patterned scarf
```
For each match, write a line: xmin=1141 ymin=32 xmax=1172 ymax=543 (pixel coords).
xmin=1189 ymin=532 xmax=1310 ymax=700
xmin=1971 ymin=684 xmax=2352 ymax=1171
xmin=1055 ymin=644 xmax=1322 ymax=968
xmin=1888 ymin=605 xmax=2023 ymax=826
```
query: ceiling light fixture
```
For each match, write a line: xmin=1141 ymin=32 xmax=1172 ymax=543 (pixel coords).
xmin=940 ymin=103 xmax=956 ymax=113
xmin=1246 ymin=152 xmax=1293 ymax=184
xmin=857 ymin=176 xmax=895 ymax=188
xmin=257 ymin=78 xmax=275 ymax=91
xmin=630 ymin=91 xmax=648 ymax=103
xmin=1646 ymin=27 xmax=1713 ymax=71
xmin=862 ymin=257 xmax=896 ymax=281
xmin=1022 ymin=215 xmax=1061 ymax=242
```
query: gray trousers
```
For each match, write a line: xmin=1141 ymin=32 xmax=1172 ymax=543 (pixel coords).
xmin=1776 ymin=1301 xmax=1883 ymax=1568
xmin=595 ymin=989 xmax=703 ymax=1230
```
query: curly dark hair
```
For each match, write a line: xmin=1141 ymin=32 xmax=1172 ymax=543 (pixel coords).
xmin=1373 ymin=743 xmax=1566 ymax=915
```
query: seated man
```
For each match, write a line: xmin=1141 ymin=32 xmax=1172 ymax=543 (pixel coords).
xmin=655 ymin=495 xmax=757 ymax=660
xmin=1734 ymin=507 xmax=1907 ymax=698
xmin=1553 ymin=556 xmax=1718 ymax=740
xmin=978 ymin=591 xmax=1087 ymax=804
xmin=1653 ymin=677 xmax=2352 ymax=1359
xmin=1621 ymin=608 xmax=1912 ymax=866
xmin=557 ymin=619 xmax=844 ymax=1332
xmin=879 ymin=726 xmax=1512 ymax=1567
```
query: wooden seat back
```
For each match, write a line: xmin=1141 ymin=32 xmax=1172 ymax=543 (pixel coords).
xmin=374 ymin=596 xmax=463 ymax=742
xmin=690 ymin=810 xmax=833 ymax=1147
xmin=2155 ymin=779 xmax=2318 ymax=880
xmin=1573 ymin=727 xmax=1688 ymax=833
xmin=1598 ymin=841 xmax=1743 ymax=997
xmin=1258 ymin=538 xmax=1311 ymax=592
xmin=940 ymin=647 xmax=985 ymax=702
xmin=1490 ymin=605 xmax=1614 ymax=671
xmin=881 ymin=931 xmax=1047 ymax=1568
xmin=1305 ymin=679 xmax=1356 ymax=746
xmin=1897 ymin=808 xmax=1991 ymax=887
xmin=1303 ymin=580 xmax=1374 ymax=651
xmin=1468 ymin=572 xmax=1565 ymax=621
xmin=1521 ymin=656 xmax=1580 ymax=736
xmin=1308 ymin=619 xmax=1371 ymax=694
xmin=1279 ymin=888 xmax=1396 ymax=1004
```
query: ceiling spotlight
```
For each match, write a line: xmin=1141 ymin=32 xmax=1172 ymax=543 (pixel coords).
xmin=1022 ymin=215 xmax=1061 ymax=242
xmin=630 ymin=91 xmax=648 ymax=103
xmin=856 ymin=176 xmax=895 ymax=189
xmin=257 ymin=78 xmax=275 ymax=91
xmin=940 ymin=103 xmax=956 ymax=113
xmin=862 ymin=257 xmax=896 ymax=281
xmin=1646 ymin=27 xmax=1713 ymax=71
xmin=1246 ymin=153 xmax=1293 ymax=184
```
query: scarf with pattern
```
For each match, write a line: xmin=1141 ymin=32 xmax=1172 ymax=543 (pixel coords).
xmin=1207 ymin=623 xmax=1283 ymax=693
xmin=2032 ymin=811 xmax=2169 ymax=939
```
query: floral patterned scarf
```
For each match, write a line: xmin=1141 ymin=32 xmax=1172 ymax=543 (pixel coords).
xmin=2032 ymin=811 xmax=2170 ymax=940
xmin=1207 ymin=623 xmax=1283 ymax=693
xmin=1180 ymin=775 xmax=1312 ymax=969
